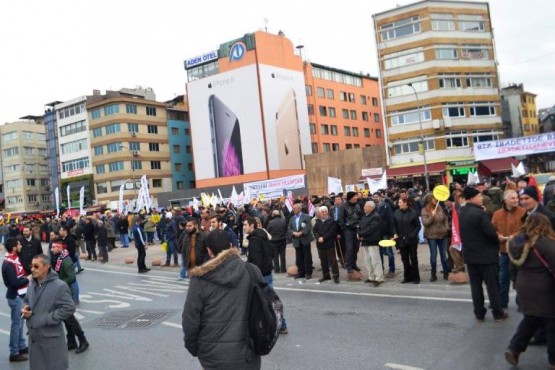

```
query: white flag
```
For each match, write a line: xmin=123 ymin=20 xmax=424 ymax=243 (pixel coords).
xmin=67 ymin=185 xmax=71 ymax=211
xmin=79 ymin=186 xmax=85 ymax=215
xmin=55 ymin=187 xmax=60 ymax=217
xmin=367 ymin=171 xmax=388 ymax=194
xmin=327 ymin=177 xmax=342 ymax=195
xmin=467 ymin=171 xmax=479 ymax=185
xmin=118 ymin=181 xmax=126 ymax=214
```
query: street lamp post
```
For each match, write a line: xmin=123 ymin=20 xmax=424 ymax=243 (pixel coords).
xmin=407 ymin=83 xmax=430 ymax=192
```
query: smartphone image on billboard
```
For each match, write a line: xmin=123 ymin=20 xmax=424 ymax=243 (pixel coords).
xmin=209 ymin=95 xmax=244 ymax=177
xmin=275 ymin=89 xmax=303 ymax=169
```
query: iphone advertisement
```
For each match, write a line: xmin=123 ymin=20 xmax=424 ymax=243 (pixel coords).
xmin=188 ymin=64 xmax=311 ymax=181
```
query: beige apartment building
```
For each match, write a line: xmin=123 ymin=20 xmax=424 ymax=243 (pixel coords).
xmin=373 ymin=0 xmax=507 ymax=185
xmin=86 ymin=89 xmax=172 ymax=208
xmin=501 ymin=83 xmax=538 ymax=138
xmin=1 ymin=119 xmax=51 ymax=213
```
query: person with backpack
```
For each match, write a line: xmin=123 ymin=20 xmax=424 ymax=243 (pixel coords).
xmin=182 ymin=229 xmax=263 ymax=370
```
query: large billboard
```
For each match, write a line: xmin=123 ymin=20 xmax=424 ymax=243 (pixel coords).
xmin=188 ymin=65 xmax=266 ymax=181
xmin=258 ymin=65 xmax=312 ymax=170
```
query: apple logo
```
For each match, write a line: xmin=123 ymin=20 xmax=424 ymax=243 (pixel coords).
xmin=208 ymin=83 xmax=212 ymax=88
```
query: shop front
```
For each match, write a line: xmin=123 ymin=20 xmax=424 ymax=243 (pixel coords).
xmin=387 ymin=162 xmax=447 ymax=190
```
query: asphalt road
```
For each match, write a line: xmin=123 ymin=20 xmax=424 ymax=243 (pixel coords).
xmin=0 ymin=255 xmax=550 ymax=370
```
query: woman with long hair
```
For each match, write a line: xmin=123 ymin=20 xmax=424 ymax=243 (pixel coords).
xmin=421 ymin=193 xmax=450 ymax=281
xmin=505 ymin=213 xmax=555 ymax=368
xmin=393 ymin=197 xmax=421 ymax=284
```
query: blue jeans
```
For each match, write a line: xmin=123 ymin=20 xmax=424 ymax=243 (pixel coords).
xmin=74 ymin=252 xmax=82 ymax=271
xmin=379 ymin=246 xmax=395 ymax=273
xmin=120 ymin=233 xmax=129 ymax=247
xmin=179 ymin=255 xmax=188 ymax=279
xmin=263 ymin=274 xmax=286 ymax=329
xmin=428 ymin=238 xmax=448 ymax=274
xmin=166 ymin=239 xmax=178 ymax=265
xmin=499 ymin=253 xmax=510 ymax=308
xmin=72 ymin=280 xmax=80 ymax=304
xmin=7 ymin=296 xmax=26 ymax=355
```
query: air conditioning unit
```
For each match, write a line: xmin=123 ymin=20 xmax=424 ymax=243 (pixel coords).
xmin=132 ymin=150 xmax=140 ymax=156
xmin=130 ymin=132 xmax=137 ymax=137
xmin=444 ymin=117 xmax=452 ymax=128
xmin=432 ymin=119 xmax=441 ymax=129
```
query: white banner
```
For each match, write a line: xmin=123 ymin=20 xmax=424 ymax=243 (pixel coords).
xmin=243 ymin=174 xmax=305 ymax=200
xmin=327 ymin=177 xmax=342 ymax=195
xmin=79 ymin=186 xmax=85 ymax=215
xmin=55 ymin=187 xmax=60 ymax=218
xmin=367 ymin=171 xmax=388 ymax=194
xmin=140 ymin=175 xmax=151 ymax=210
xmin=118 ymin=181 xmax=126 ymax=214
xmin=473 ymin=133 xmax=555 ymax=161
xmin=67 ymin=185 xmax=71 ymax=211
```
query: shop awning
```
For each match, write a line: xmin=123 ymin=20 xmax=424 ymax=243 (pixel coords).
xmin=478 ymin=157 xmax=518 ymax=176
xmin=387 ymin=162 xmax=446 ymax=178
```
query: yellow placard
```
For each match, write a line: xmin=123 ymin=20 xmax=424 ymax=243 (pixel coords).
xmin=433 ymin=185 xmax=450 ymax=202
xmin=379 ymin=239 xmax=396 ymax=247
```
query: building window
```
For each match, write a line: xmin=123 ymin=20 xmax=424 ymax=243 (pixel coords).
xmin=108 ymin=161 xmax=124 ymax=172
xmin=28 ymin=194 xmax=37 ymax=203
xmin=132 ymin=160 xmax=142 ymax=170
xmin=323 ymin=143 xmax=331 ymax=152
xmin=352 ymin=127 xmax=359 ymax=137
xmin=311 ymin=143 xmax=318 ymax=153
xmin=381 ymin=16 xmax=420 ymax=41
xmin=459 ymin=14 xmax=485 ymax=32
xmin=110 ymin=179 xmax=125 ymax=192
xmin=171 ymin=127 xmax=179 ymax=135
xmin=393 ymin=139 xmax=434 ymax=154
xmin=94 ymin=146 xmax=104 ymax=155
xmin=319 ymin=106 xmax=328 ymax=116
xmin=91 ymin=109 xmax=101 ymax=120
xmin=372 ymin=97 xmax=378 ymax=107
xmin=61 ymin=139 xmax=88 ymax=155
xmin=41 ymin=195 xmax=50 ymax=201
xmin=175 ymin=163 xmax=183 ymax=172
xmin=431 ymin=13 xmax=455 ymax=31
xmin=104 ymin=104 xmax=120 ymax=116
xmin=321 ymin=124 xmax=329 ymax=135
xmin=128 ymin=123 xmax=139 ymax=133
xmin=376 ymin=129 xmax=382 ymax=138
xmin=309 ymin=123 xmax=316 ymax=134
xmin=360 ymin=95 xmax=367 ymax=105
xmin=317 ymin=87 xmax=325 ymax=98
xmin=326 ymin=89 xmax=334 ymax=99
xmin=362 ymin=110 xmax=369 ymax=121
xmin=92 ymin=128 xmax=102 ymax=138
xmin=435 ymin=46 xmax=458 ymax=60
xmin=387 ymin=78 xmax=428 ymax=98
xmin=305 ymin=85 xmax=312 ymax=96
xmin=176 ymin=181 xmax=184 ymax=190
xmin=62 ymin=157 xmax=89 ymax=172
xmin=149 ymin=143 xmax=160 ymax=152
xmin=107 ymin=142 xmax=123 ymax=153
xmin=3 ymin=147 xmax=19 ymax=157
xmin=6 ymin=179 xmax=22 ymax=189
xmin=185 ymin=145 xmax=192 ymax=153
xmin=445 ymin=131 xmax=469 ymax=148
xmin=470 ymin=102 xmax=496 ymax=116
xmin=339 ymin=92 xmax=347 ymax=101
xmin=348 ymin=93 xmax=355 ymax=103
xmin=438 ymin=74 xmax=462 ymax=89
xmin=466 ymin=73 xmax=492 ymax=88
xmin=312 ymin=67 xmax=362 ymax=87
xmin=184 ymin=128 xmax=191 ymax=136
xmin=374 ymin=113 xmax=380 ymax=123
xmin=147 ymin=125 xmax=158 ymax=134
xmin=173 ymin=145 xmax=181 ymax=153
xmin=384 ymin=49 xmax=425 ymax=70
xmin=188 ymin=163 xmax=194 ymax=171
xmin=97 ymin=182 xmax=108 ymax=194
xmin=146 ymin=106 xmax=157 ymax=116
xmin=27 ymin=179 xmax=36 ymax=186
xmin=350 ymin=110 xmax=357 ymax=120
xmin=96 ymin=165 xmax=105 ymax=174
xmin=307 ymin=104 xmax=314 ymax=115
xmin=461 ymin=44 xmax=489 ymax=59
xmin=332 ymin=143 xmax=340 ymax=151
xmin=342 ymin=109 xmax=349 ymax=119
xmin=129 ymin=142 xmax=140 ymax=151
xmin=105 ymin=123 xmax=121 ymax=135
xmin=329 ymin=107 xmax=336 ymax=117
xmin=442 ymin=104 xmax=466 ymax=118
xmin=151 ymin=161 xmax=161 ymax=170
xmin=344 ymin=126 xmax=351 ymax=136
xmin=1 ymin=131 xmax=17 ymax=142
xmin=472 ymin=130 xmax=499 ymax=143
xmin=364 ymin=128 xmax=370 ymax=137
xmin=23 ymin=131 xmax=33 ymax=140
xmin=23 ymin=147 xmax=33 ymax=155
xmin=330 ymin=125 xmax=338 ymax=136
xmin=391 ymin=107 xmax=431 ymax=126
xmin=346 ymin=144 xmax=353 ymax=149
xmin=152 ymin=179 xmax=162 ymax=187
xmin=126 ymin=104 xmax=138 ymax=114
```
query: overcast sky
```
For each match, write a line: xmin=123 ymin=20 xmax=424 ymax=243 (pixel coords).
xmin=1 ymin=0 xmax=553 ymax=125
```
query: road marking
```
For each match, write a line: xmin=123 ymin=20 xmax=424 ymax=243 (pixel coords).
xmin=0 ymin=328 xmax=10 ymax=336
xmin=113 ymin=286 xmax=169 ymax=297
xmin=74 ymin=312 xmax=85 ymax=320
xmin=81 ymin=267 xmax=177 ymax=278
xmin=0 ymin=312 xmax=9 ymax=318
xmin=79 ymin=295 xmax=131 ymax=308
xmin=76 ymin=308 xmax=104 ymax=314
xmin=385 ymin=363 xmax=426 ymax=370
xmin=161 ymin=321 xmax=182 ymax=329
xmin=274 ymin=287 xmax=474 ymax=303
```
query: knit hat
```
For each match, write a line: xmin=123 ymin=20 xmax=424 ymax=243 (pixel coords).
xmin=521 ymin=186 xmax=539 ymax=202
xmin=346 ymin=191 xmax=357 ymax=201
xmin=463 ymin=186 xmax=480 ymax=200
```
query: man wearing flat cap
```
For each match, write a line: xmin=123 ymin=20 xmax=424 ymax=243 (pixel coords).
xmin=459 ymin=186 xmax=508 ymax=322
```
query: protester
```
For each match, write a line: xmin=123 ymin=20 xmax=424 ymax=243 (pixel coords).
xmin=287 ymin=203 xmax=314 ymax=279
xmin=313 ymin=206 xmax=339 ymax=283
xmin=17 ymin=226 xmax=43 ymax=275
xmin=421 ymin=194 xmax=450 ymax=281
xmin=266 ymin=210 xmax=288 ymax=273
xmin=132 ymin=215 xmax=150 ymax=273
xmin=358 ymin=201 xmax=384 ymax=286
xmin=393 ymin=197 xmax=421 ymax=284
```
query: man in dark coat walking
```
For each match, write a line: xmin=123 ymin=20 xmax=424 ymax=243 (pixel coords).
xmin=313 ymin=206 xmax=339 ymax=283
xmin=17 ymin=226 xmax=43 ymax=275
xmin=459 ymin=186 xmax=508 ymax=322
xmin=266 ymin=210 xmax=288 ymax=273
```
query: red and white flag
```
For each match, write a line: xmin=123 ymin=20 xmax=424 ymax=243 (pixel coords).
xmin=451 ymin=203 xmax=462 ymax=251
xmin=284 ymin=191 xmax=294 ymax=212
xmin=307 ymin=198 xmax=315 ymax=217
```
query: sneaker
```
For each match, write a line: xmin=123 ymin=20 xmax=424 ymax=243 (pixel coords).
xmin=333 ymin=277 xmax=340 ymax=284
xmin=9 ymin=354 xmax=28 ymax=362
xmin=504 ymin=350 xmax=520 ymax=366
xmin=318 ymin=277 xmax=331 ymax=283
xmin=177 ymin=277 xmax=186 ymax=281
xmin=279 ymin=327 xmax=288 ymax=334
xmin=494 ymin=312 xmax=509 ymax=322
xmin=19 ymin=347 xmax=28 ymax=354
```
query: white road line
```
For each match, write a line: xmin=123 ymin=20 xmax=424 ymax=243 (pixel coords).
xmin=113 ymin=286 xmax=169 ymax=297
xmin=0 ymin=312 xmax=10 ymax=318
xmin=81 ymin=267 xmax=176 ymax=278
xmin=76 ymin=308 xmax=105 ymax=315
xmin=0 ymin=328 xmax=10 ymax=336
xmin=161 ymin=321 xmax=182 ymax=329
xmin=385 ymin=363 xmax=426 ymax=370
xmin=274 ymin=287 xmax=473 ymax=303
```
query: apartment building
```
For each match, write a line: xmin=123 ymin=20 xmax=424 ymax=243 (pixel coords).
xmin=373 ymin=0 xmax=506 ymax=185
xmin=501 ymin=83 xmax=538 ymax=138
xmin=304 ymin=63 xmax=385 ymax=153
xmin=86 ymin=88 xmax=172 ymax=207
xmin=1 ymin=119 xmax=50 ymax=213
xmin=166 ymin=95 xmax=195 ymax=191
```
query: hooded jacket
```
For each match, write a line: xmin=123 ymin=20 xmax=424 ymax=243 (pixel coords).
xmin=182 ymin=248 xmax=262 ymax=370
xmin=246 ymin=228 xmax=273 ymax=276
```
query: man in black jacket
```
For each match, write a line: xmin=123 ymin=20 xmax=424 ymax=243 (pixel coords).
xmin=373 ymin=192 xmax=396 ymax=278
xmin=17 ymin=226 xmax=43 ymax=275
xmin=330 ymin=195 xmax=346 ymax=268
xmin=459 ymin=186 xmax=508 ymax=322
xmin=358 ymin=201 xmax=384 ymax=286
xmin=179 ymin=219 xmax=207 ymax=281
xmin=313 ymin=206 xmax=339 ymax=283
xmin=266 ymin=210 xmax=287 ymax=273
xmin=82 ymin=217 xmax=97 ymax=261
xmin=340 ymin=192 xmax=363 ymax=275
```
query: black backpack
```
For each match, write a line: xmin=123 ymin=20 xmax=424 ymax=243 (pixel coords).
xmin=244 ymin=263 xmax=283 ymax=356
